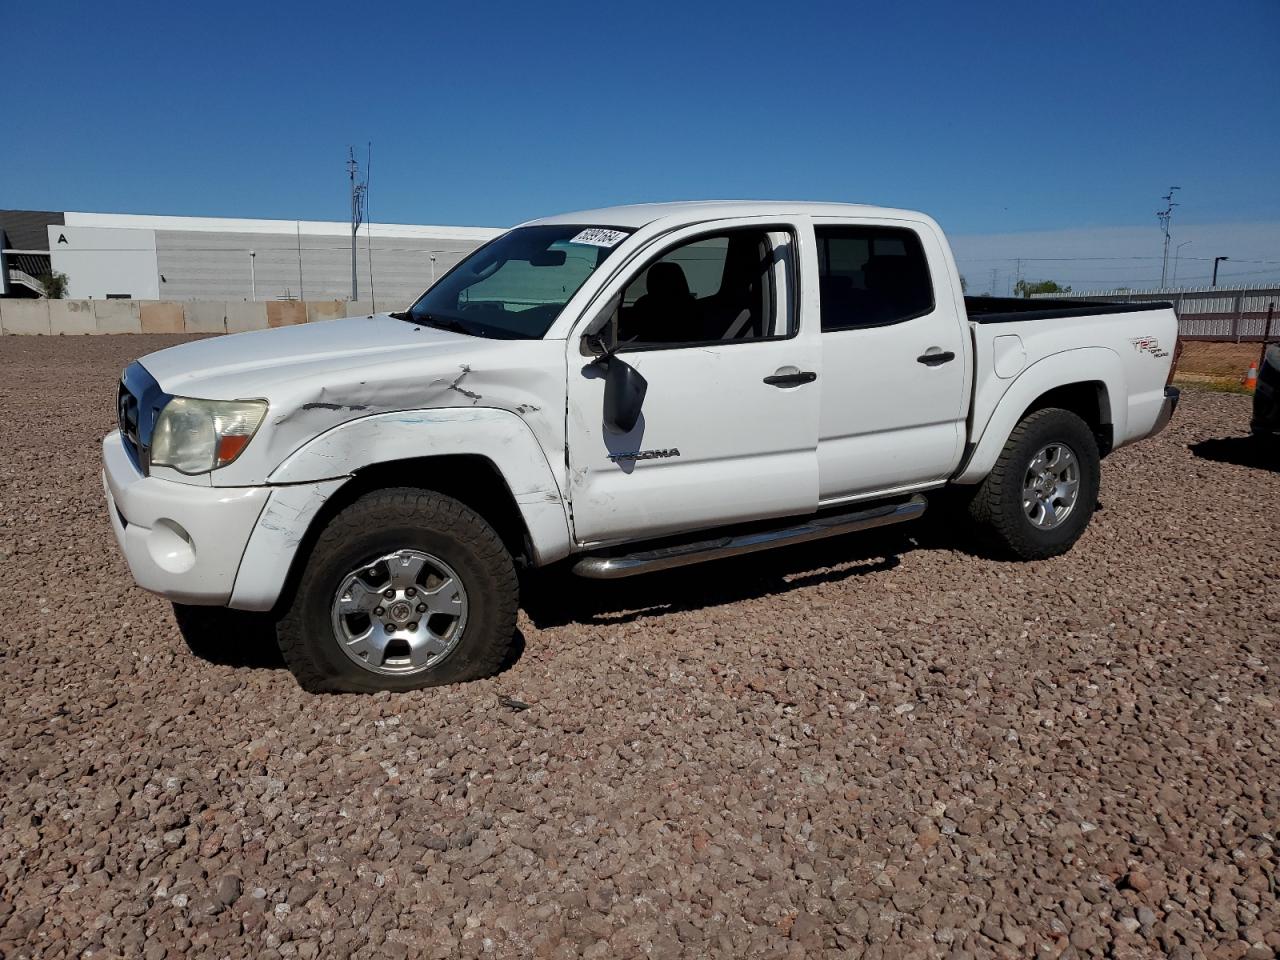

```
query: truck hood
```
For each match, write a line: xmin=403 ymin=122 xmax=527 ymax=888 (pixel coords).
xmin=141 ymin=314 xmax=492 ymax=399
xmin=135 ymin=314 xmax=566 ymax=484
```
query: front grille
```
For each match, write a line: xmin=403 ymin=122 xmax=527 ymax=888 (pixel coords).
xmin=117 ymin=379 xmax=141 ymax=468
xmin=116 ymin=362 xmax=170 ymax=474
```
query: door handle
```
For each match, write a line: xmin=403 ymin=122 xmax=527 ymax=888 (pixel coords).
xmin=916 ymin=350 xmax=956 ymax=366
xmin=763 ymin=370 xmax=818 ymax=387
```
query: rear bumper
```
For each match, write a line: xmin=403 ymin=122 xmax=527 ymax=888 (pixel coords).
xmin=1148 ymin=386 xmax=1180 ymax=438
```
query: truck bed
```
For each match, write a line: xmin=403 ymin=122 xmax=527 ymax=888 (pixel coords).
xmin=965 ymin=296 xmax=1173 ymax=324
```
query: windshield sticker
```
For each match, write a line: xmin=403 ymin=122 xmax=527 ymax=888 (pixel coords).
xmin=569 ymin=228 xmax=628 ymax=248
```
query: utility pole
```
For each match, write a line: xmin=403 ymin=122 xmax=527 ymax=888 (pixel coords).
xmin=1157 ymin=186 xmax=1181 ymax=288
xmin=249 ymin=250 xmax=256 ymax=301
xmin=348 ymin=147 xmax=367 ymax=302
xmin=989 ymin=268 xmax=998 ymax=296
xmin=1213 ymin=256 xmax=1229 ymax=287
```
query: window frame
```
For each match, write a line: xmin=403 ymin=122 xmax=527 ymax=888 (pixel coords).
xmin=814 ymin=224 xmax=936 ymax=333
xmin=604 ymin=224 xmax=800 ymax=355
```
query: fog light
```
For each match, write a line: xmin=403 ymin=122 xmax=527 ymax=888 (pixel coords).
xmin=148 ymin=518 xmax=196 ymax=573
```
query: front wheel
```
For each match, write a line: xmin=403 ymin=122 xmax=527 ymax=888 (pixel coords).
xmin=968 ymin=407 xmax=1101 ymax=560
xmin=276 ymin=488 xmax=518 ymax=692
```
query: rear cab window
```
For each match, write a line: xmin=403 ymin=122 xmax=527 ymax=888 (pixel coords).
xmin=815 ymin=225 xmax=934 ymax=331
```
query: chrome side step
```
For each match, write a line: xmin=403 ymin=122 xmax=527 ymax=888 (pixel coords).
xmin=572 ymin=495 xmax=927 ymax=580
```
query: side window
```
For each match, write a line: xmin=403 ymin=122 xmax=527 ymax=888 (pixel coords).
xmin=815 ymin=226 xmax=934 ymax=331
xmin=614 ymin=229 xmax=793 ymax=347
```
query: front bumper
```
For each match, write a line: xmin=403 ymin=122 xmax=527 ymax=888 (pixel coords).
xmin=1148 ymin=385 xmax=1181 ymax=438
xmin=103 ymin=431 xmax=270 ymax=605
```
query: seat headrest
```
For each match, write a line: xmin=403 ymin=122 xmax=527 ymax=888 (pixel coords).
xmin=647 ymin=261 xmax=692 ymax=299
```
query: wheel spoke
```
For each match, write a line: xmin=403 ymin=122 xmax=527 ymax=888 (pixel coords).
xmin=1055 ymin=480 xmax=1077 ymax=506
xmin=406 ymin=631 xmax=449 ymax=668
xmin=344 ymin=625 xmax=389 ymax=666
xmin=1040 ymin=498 xmax=1058 ymax=527
xmin=388 ymin=552 xmax=427 ymax=590
xmin=1056 ymin=448 xmax=1075 ymax=473
xmin=338 ymin=580 xmax=382 ymax=615
xmin=423 ymin=577 xmax=464 ymax=615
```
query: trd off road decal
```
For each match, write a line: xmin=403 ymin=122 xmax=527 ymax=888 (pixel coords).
xmin=1130 ymin=336 xmax=1170 ymax=359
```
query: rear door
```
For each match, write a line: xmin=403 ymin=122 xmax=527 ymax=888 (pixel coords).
xmin=565 ymin=219 xmax=821 ymax=546
xmin=811 ymin=219 xmax=969 ymax=502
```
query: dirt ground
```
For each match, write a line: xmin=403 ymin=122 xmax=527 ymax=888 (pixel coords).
xmin=1 ymin=335 xmax=1277 ymax=960
xmin=1174 ymin=340 xmax=1269 ymax=392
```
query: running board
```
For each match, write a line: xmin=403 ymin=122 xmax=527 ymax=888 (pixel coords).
xmin=572 ymin=495 xmax=927 ymax=580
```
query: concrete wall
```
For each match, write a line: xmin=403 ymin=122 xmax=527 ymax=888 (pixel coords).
xmin=0 ymin=299 xmax=403 ymax=335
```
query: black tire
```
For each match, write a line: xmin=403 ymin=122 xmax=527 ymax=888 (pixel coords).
xmin=276 ymin=488 xmax=518 ymax=693
xmin=968 ymin=407 xmax=1101 ymax=560
xmin=172 ymin=603 xmax=282 ymax=667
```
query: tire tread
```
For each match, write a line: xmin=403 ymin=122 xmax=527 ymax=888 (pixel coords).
xmin=968 ymin=407 xmax=1100 ymax=560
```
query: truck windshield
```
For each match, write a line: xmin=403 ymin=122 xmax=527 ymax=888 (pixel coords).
xmin=399 ymin=225 xmax=633 ymax=339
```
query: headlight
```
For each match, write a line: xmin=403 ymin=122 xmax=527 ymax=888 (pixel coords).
xmin=150 ymin=397 xmax=267 ymax=474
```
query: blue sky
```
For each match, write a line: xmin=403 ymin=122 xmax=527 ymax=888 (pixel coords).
xmin=6 ymin=0 xmax=1279 ymax=289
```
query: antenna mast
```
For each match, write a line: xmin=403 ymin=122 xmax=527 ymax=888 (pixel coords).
xmin=1157 ymin=186 xmax=1180 ymax=288
xmin=348 ymin=147 xmax=368 ymax=301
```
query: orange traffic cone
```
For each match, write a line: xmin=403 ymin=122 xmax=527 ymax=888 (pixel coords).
xmin=1243 ymin=362 xmax=1258 ymax=390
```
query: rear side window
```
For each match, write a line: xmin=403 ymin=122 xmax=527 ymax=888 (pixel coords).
xmin=815 ymin=226 xmax=934 ymax=331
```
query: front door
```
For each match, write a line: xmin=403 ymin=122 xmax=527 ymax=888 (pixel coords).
xmin=566 ymin=222 xmax=821 ymax=547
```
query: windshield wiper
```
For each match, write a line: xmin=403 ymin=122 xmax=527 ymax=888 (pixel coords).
xmin=391 ymin=311 xmax=474 ymax=336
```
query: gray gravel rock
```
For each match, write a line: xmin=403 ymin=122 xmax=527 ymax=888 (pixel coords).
xmin=0 ymin=336 xmax=1277 ymax=959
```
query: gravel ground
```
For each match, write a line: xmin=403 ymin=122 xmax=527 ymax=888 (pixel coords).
xmin=1 ymin=334 xmax=1278 ymax=960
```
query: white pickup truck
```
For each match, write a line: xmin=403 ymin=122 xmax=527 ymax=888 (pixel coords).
xmin=104 ymin=202 xmax=1180 ymax=692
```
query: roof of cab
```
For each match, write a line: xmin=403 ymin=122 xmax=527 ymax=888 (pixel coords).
xmin=519 ymin=200 xmax=932 ymax=231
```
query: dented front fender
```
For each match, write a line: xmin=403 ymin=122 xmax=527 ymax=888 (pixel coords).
xmin=266 ymin=406 xmax=574 ymax=566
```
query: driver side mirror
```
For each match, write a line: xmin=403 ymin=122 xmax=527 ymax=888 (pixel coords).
xmin=602 ymin=355 xmax=647 ymax=434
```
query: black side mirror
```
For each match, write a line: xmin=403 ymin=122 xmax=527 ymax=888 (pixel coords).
xmin=602 ymin=356 xmax=647 ymax=433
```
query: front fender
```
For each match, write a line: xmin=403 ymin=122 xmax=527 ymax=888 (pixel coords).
xmin=271 ymin=407 xmax=571 ymax=560
xmin=227 ymin=407 xmax=571 ymax=611
xmin=954 ymin=347 xmax=1124 ymax=485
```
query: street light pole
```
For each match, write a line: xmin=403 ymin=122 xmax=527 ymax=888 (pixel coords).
xmin=249 ymin=250 xmax=256 ymax=301
xmin=1212 ymin=256 xmax=1229 ymax=287
xmin=1172 ymin=241 xmax=1191 ymax=288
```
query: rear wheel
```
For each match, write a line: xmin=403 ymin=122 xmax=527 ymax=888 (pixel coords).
xmin=968 ymin=407 xmax=1101 ymax=560
xmin=276 ymin=488 xmax=518 ymax=692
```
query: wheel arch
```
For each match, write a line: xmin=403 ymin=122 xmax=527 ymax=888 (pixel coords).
xmin=229 ymin=408 xmax=572 ymax=612
xmin=955 ymin=347 xmax=1125 ymax=485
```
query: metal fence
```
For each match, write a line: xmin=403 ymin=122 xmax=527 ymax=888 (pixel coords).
xmin=1033 ymin=284 xmax=1280 ymax=342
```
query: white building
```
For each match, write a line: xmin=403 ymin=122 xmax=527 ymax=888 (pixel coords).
xmin=2 ymin=209 xmax=502 ymax=307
